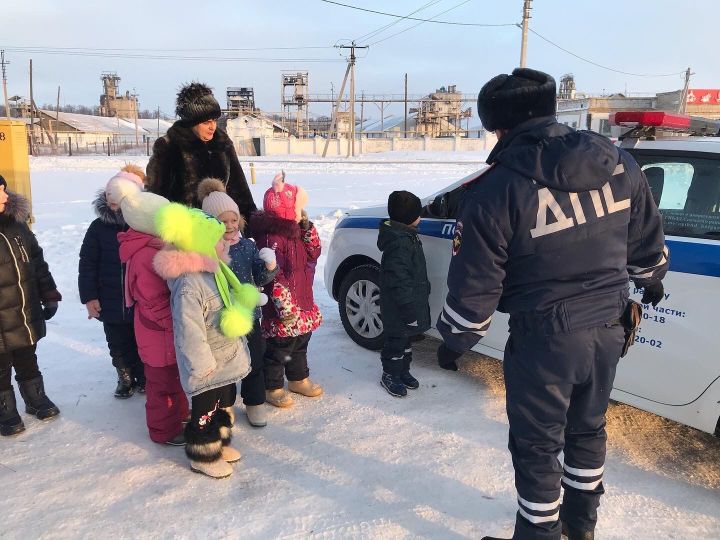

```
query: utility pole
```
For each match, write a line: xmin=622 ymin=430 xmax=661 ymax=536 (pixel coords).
xmin=323 ymin=41 xmax=368 ymax=158
xmin=679 ymin=67 xmax=693 ymax=114
xmin=404 ymin=73 xmax=408 ymax=138
xmin=1 ymin=50 xmax=11 ymax=119
xmin=131 ymin=89 xmax=139 ymax=146
xmin=157 ymin=106 xmax=160 ymax=138
xmin=29 ymin=59 xmax=35 ymax=154
xmin=519 ymin=0 xmax=532 ymax=68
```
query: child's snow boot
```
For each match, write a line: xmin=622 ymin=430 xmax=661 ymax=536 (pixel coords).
xmin=246 ymin=404 xmax=267 ymax=427
xmin=400 ymin=353 xmax=419 ymax=389
xmin=133 ymin=373 xmax=146 ymax=394
xmin=18 ymin=376 xmax=60 ymax=420
xmin=184 ymin=415 xmax=232 ymax=479
xmin=380 ymin=372 xmax=407 ymax=397
xmin=266 ymin=388 xmax=294 ymax=408
xmin=0 ymin=388 xmax=25 ymax=436
xmin=288 ymin=378 xmax=323 ymax=397
xmin=222 ymin=406 xmax=235 ymax=427
xmin=214 ymin=408 xmax=241 ymax=463
xmin=114 ymin=367 xmax=135 ymax=399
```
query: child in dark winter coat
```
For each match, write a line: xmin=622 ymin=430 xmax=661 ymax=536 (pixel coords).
xmin=198 ymin=178 xmax=279 ymax=428
xmin=78 ymin=165 xmax=145 ymax=398
xmin=112 ymin=179 xmax=190 ymax=446
xmin=154 ymin=202 xmax=258 ymax=479
xmin=377 ymin=191 xmax=431 ymax=397
xmin=249 ymin=173 xmax=323 ymax=409
xmin=0 ymin=174 xmax=62 ymax=436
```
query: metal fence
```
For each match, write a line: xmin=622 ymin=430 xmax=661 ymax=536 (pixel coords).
xmin=29 ymin=134 xmax=160 ymax=157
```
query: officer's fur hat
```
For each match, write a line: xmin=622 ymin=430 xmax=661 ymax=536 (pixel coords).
xmin=477 ymin=68 xmax=557 ymax=131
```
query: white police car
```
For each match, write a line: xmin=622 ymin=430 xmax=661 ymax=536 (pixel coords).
xmin=324 ymin=111 xmax=720 ymax=436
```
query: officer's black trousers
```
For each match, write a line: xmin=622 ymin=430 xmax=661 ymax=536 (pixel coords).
xmin=504 ymin=315 xmax=624 ymax=540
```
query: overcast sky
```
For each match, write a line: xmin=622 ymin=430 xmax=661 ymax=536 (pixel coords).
xmin=1 ymin=0 xmax=714 ymax=120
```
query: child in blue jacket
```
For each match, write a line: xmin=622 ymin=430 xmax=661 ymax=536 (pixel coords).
xmin=198 ymin=179 xmax=278 ymax=427
xmin=78 ymin=165 xmax=145 ymax=398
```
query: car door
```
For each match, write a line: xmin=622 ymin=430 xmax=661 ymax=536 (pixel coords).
xmin=616 ymin=149 xmax=720 ymax=405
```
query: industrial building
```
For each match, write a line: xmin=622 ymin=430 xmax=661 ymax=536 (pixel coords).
xmin=99 ymin=73 xmax=138 ymax=119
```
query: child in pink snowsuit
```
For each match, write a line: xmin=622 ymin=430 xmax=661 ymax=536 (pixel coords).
xmin=113 ymin=181 xmax=189 ymax=445
xmin=249 ymin=173 xmax=323 ymax=408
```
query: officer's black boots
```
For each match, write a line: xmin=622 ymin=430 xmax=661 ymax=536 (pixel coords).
xmin=562 ymin=522 xmax=594 ymax=540
xmin=18 ymin=376 xmax=60 ymax=420
xmin=0 ymin=388 xmax=25 ymax=436
xmin=114 ymin=367 xmax=135 ymax=399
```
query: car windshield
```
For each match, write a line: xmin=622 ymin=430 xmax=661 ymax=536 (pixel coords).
xmin=629 ymin=150 xmax=720 ymax=239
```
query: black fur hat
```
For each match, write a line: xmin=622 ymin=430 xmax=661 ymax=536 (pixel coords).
xmin=477 ymin=68 xmax=556 ymax=131
xmin=175 ymin=82 xmax=222 ymax=126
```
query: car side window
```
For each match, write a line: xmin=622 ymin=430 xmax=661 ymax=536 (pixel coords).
xmin=634 ymin=153 xmax=720 ymax=239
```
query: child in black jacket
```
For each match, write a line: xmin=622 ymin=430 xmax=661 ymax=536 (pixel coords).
xmin=78 ymin=165 xmax=145 ymax=398
xmin=377 ymin=191 xmax=431 ymax=397
xmin=0 ymin=175 xmax=62 ymax=436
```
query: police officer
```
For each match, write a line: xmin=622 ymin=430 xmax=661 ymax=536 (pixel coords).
xmin=436 ymin=68 xmax=668 ymax=540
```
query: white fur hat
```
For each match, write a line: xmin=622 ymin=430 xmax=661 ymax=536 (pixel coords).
xmin=121 ymin=191 xmax=170 ymax=235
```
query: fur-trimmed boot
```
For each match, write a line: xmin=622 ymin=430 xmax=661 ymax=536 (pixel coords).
xmin=184 ymin=415 xmax=232 ymax=478
xmin=214 ymin=408 xmax=241 ymax=463
xmin=246 ymin=404 xmax=267 ymax=427
xmin=266 ymin=388 xmax=293 ymax=408
xmin=0 ymin=388 xmax=25 ymax=436
xmin=222 ymin=406 xmax=235 ymax=427
xmin=18 ymin=376 xmax=60 ymax=420
xmin=114 ymin=367 xmax=135 ymax=399
xmin=288 ymin=378 xmax=323 ymax=397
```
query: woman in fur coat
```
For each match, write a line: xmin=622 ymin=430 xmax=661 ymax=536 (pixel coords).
xmin=0 ymin=175 xmax=62 ymax=436
xmin=78 ymin=165 xmax=145 ymax=398
xmin=146 ymin=82 xmax=257 ymax=231
xmin=249 ymin=173 xmax=323 ymax=409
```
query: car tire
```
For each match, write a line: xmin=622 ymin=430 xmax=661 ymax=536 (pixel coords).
xmin=338 ymin=264 xmax=384 ymax=351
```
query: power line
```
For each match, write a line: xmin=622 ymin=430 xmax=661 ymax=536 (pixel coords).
xmin=527 ymin=27 xmax=686 ymax=78
xmin=354 ymin=0 xmax=445 ymax=43
xmin=318 ymin=0 xmax=516 ymax=26
xmin=369 ymin=0 xmax=475 ymax=46
xmin=3 ymin=45 xmax=334 ymax=52
xmin=2 ymin=47 xmax=343 ymax=63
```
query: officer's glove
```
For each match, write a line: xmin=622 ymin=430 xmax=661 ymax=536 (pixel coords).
xmin=437 ymin=343 xmax=462 ymax=371
xmin=641 ymin=281 xmax=664 ymax=307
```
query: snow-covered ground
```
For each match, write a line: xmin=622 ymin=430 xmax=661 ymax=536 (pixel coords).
xmin=1 ymin=153 xmax=719 ymax=539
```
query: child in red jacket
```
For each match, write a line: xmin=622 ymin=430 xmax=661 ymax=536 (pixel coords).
xmin=249 ymin=173 xmax=322 ymax=408
xmin=112 ymin=180 xmax=189 ymax=445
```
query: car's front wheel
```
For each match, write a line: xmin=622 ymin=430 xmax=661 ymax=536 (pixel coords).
xmin=338 ymin=264 xmax=384 ymax=350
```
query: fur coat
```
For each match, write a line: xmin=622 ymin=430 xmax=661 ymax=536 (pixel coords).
xmin=145 ymin=122 xmax=257 ymax=229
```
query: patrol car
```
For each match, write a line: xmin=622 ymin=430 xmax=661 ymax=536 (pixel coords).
xmin=324 ymin=111 xmax=720 ymax=436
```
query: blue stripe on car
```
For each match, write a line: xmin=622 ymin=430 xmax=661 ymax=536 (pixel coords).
xmin=335 ymin=216 xmax=720 ymax=278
